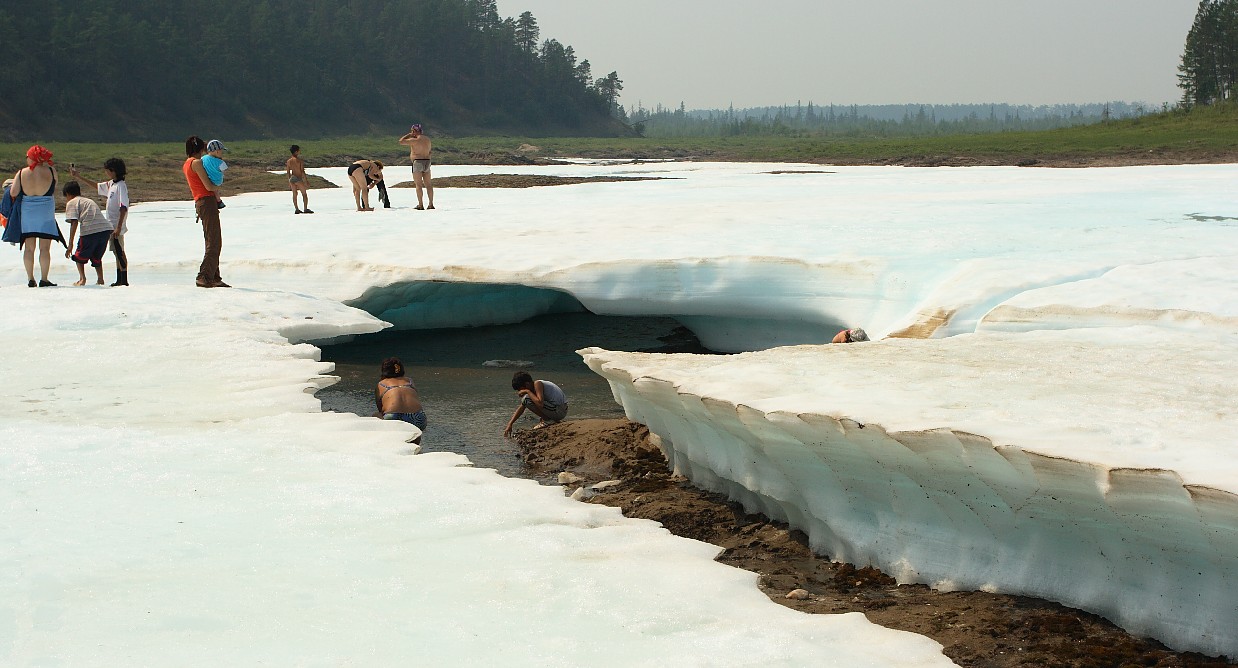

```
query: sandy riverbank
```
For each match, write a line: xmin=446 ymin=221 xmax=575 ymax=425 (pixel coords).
xmin=73 ymin=149 xmax=1238 ymax=206
xmin=513 ymin=418 xmax=1231 ymax=668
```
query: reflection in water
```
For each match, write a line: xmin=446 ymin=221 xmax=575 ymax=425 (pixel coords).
xmin=316 ymin=313 xmax=709 ymax=479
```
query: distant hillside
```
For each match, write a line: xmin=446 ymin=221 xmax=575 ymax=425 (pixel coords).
xmin=0 ymin=0 xmax=629 ymax=141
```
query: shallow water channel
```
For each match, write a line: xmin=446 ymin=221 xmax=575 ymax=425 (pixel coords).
xmin=316 ymin=313 xmax=709 ymax=479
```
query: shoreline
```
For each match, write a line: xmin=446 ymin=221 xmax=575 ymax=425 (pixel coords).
xmin=513 ymin=418 xmax=1230 ymax=667
xmin=46 ymin=152 xmax=1237 ymax=207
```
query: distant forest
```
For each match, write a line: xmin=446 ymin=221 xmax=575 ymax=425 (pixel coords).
xmin=0 ymin=0 xmax=627 ymax=141
xmin=628 ymin=102 xmax=1157 ymax=138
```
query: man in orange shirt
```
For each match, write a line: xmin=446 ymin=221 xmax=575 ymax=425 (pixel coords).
xmin=183 ymin=135 xmax=229 ymax=288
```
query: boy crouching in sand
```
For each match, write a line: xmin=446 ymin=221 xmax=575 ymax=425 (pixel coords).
xmin=503 ymin=371 xmax=569 ymax=437
xmin=62 ymin=181 xmax=113 ymax=286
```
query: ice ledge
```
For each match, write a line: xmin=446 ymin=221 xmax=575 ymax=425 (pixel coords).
xmin=580 ymin=334 xmax=1238 ymax=657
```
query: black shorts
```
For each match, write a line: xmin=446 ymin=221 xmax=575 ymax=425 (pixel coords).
xmin=72 ymin=230 xmax=112 ymax=267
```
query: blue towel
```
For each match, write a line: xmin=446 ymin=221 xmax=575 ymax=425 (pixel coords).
xmin=10 ymin=195 xmax=66 ymax=247
xmin=0 ymin=186 xmax=21 ymax=244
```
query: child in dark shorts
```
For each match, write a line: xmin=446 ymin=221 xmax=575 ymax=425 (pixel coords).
xmin=62 ymin=181 xmax=113 ymax=286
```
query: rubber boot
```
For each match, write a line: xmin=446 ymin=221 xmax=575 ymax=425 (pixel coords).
xmin=111 ymin=270 xmax=129 ymax=287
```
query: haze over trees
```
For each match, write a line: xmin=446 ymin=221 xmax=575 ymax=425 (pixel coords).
xmin=0 ymin=0 xmax=626 ymax=141
xmin=629 ymin=102 xmax=1152 ymax=138
xmin=1178 ymin=0 xmax=1238 ymax=106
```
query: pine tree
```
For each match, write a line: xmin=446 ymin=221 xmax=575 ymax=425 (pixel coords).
xmin=515 ymin=11 xmax=540 ymax=53
xmin=1179 ymin=0 xmax=1238 ymax=106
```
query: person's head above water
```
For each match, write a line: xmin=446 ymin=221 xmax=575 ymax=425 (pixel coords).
xmin=846 ymin=328 xmax=869 ymax=342
xmin=380 ymin=357 xmax=405 ymax=379
xmin=511 ymin=370 xmax=534 ymax=391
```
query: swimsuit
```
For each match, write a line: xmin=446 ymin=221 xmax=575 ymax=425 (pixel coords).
xmin=382 ymin=411 xmax=428 ymax=430
xmin=347 ymin=163 xmax=366 ymax=178
xmin=378 ymin=381 xmax=426 ymax=429
xmin=412 ymin=159 xmax=431 ymax=174
xmin=16 ymin=171 xmax=65 ymax=245
xmin=289 ymin=175 xmax=303 ymax=184
xmin=378 ymin=380 xmax=417 ymax=396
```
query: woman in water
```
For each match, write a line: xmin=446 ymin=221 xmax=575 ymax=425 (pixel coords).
xmin=7 ymin=145 xmax=65 ymax=287
xmin=374 ymin=357 xmax=427 ymax=441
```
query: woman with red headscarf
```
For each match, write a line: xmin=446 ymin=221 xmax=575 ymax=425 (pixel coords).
xmin=7 ymin=145 xmax=66 ymax=287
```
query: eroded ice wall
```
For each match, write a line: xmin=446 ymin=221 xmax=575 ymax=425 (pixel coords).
xmin=580 ymin=331 xmax=1238 ymax=657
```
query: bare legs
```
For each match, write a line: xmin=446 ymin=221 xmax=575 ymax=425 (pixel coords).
xmin=350 ymin=170 xmax=372 ymax=211
xmin=22 ymin=238 xmax=52 ymax=283
xmin=413 ymin=170 xmax=434 ymax=209
xmin=292 ymin=184 xmax=310 ymax=213
xmin=73 ymin=262 xmax=105 ymax=286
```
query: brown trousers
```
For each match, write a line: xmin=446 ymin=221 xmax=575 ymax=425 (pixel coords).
xmin=195 ymin=195 xmax=222 ymax=283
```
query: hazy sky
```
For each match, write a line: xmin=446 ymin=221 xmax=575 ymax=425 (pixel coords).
xmin=495 ymin=1 xmax=1199 ymax=110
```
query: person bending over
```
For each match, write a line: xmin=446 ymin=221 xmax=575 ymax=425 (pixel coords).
xmin=347 ymin=159 xmax=382 ymax=211
xmin=503 ymin=371 xmax=568 ymax=437
xmin=375 ymin=357 xmax=427 ymax=443
xmin=62 ymin=181 xmax=112 ymax=286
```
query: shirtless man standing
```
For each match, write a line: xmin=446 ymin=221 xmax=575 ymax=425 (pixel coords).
xmin=398 ymin=124 xmax=434 ymax=210
xmin=285 ymin=145 xmax=313 ymax=214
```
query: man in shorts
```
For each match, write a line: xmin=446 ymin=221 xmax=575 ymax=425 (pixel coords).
xmin=398 ymin=124 xmax=434 ymax=210
xmin=286 ymin=145 xmax=313 ymax=214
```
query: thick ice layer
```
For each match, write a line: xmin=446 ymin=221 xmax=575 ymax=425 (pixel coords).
xmin=0 ymin=287 xmax=952 ymax=666
xmin=16 ymin=162 xmax=1234 ymax=352
xmin=580 ymin=328 xmax=1238 ymax=656
xmin=978 ymin=256 xmax=1238 ymax=334
xmin=5 ymin=161 xmax=1236 ymax=659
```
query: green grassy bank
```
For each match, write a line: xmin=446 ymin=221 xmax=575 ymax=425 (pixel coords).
xmin=2 ymin=103 xmax=1235 ymax=203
